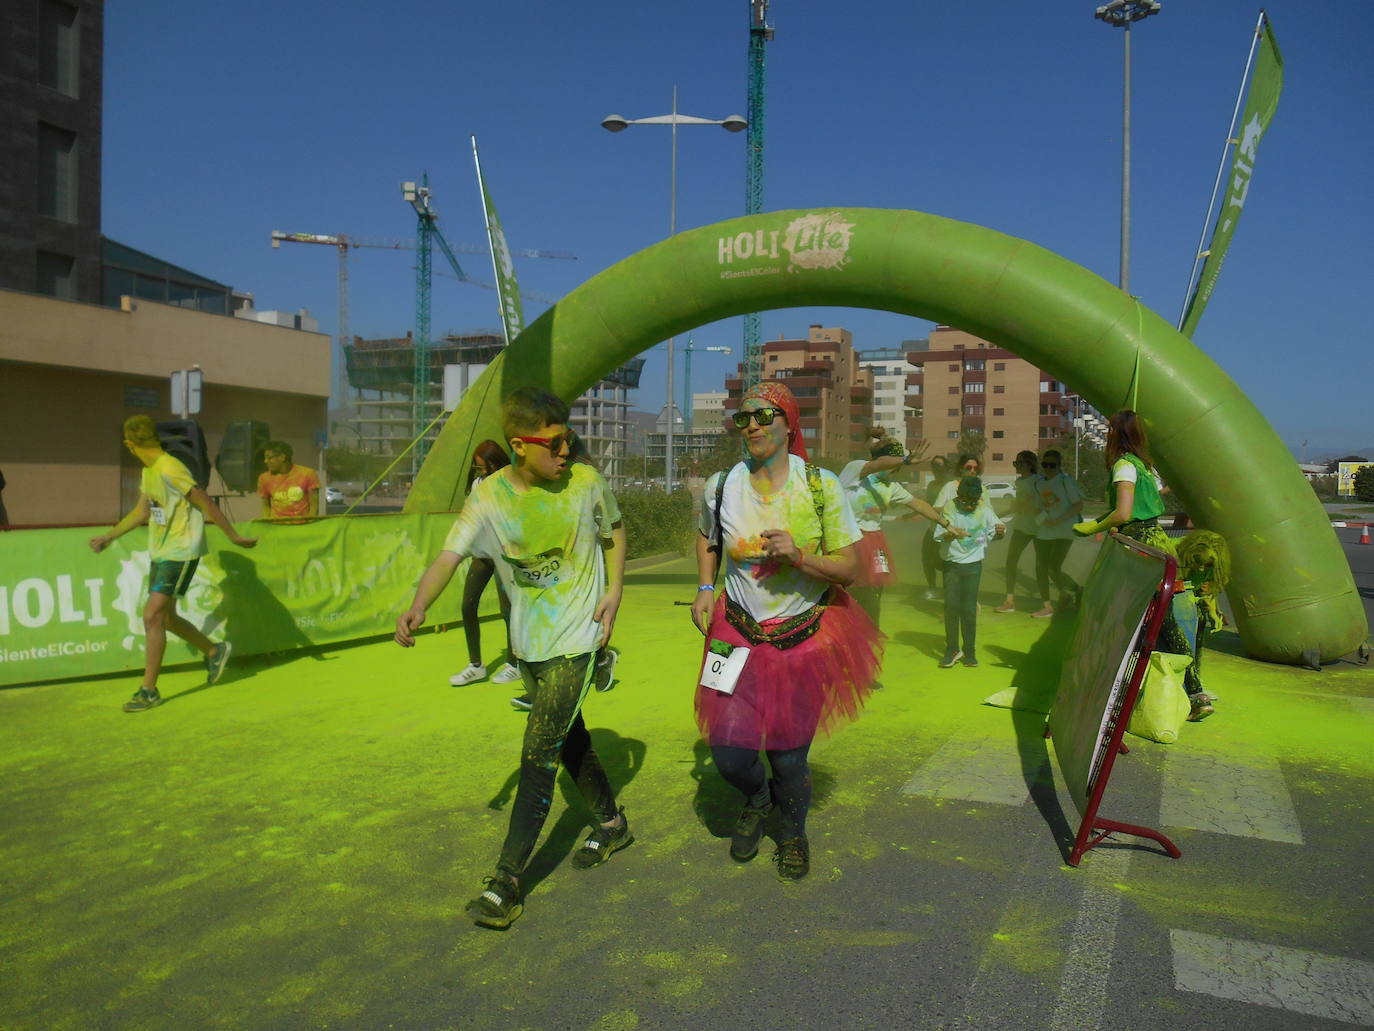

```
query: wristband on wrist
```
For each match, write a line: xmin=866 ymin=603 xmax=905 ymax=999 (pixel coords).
xmin=697 ymin=584 xmax=715 ymax=592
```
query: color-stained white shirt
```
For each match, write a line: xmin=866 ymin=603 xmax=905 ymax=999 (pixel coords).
xmin=443 ymin=463 xmax=620 ymax=661
xmin=701 ymin=457 xmax=860 ymax=622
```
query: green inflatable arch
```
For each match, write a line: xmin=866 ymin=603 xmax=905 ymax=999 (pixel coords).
xmin=407 ymin=207 xmax=1365 ymax=666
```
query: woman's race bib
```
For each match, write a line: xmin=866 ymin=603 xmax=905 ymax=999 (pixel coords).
xmin=700 ymin=638 xmax=750 ymax=695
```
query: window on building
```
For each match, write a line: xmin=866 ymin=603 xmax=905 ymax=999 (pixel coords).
xmin=992 ymin=430 xmax=1005 ymax=439
xmin=953 ymin=344 xmax=964 ymax=351
xmin=964 ymin=359 xmax=985 ymax=371
xmin=965 ymin=404 xmax=984 ymax=416
xmin=769 ymin=354 xmax=778 ymax=361
xmin=947 ymin=408 xmax=959 ymax=417
xmin=36 ymin=250 xmax=76 ymax=299
xmin=37 ymin=122 xmax=78 ymax=223
xmin=947 ymin=431 xmax=960 ymax=439
xmin=964 ymin=382 xmax=985 ymax=393
xmin=908 ymin=384 xmax=921 ymax=395
xmin=994 ymin=362 xmax=1006 ymax=371
xmin=992 ymin=452 xmax=1004 ymax=462
xmin=38 ymin=1 xmax=79 ymax=96
xmin=948 ymin=386 xmax=958 ymax=395
xmin=1039 ymin=403 xmax=1050 ymax=415
xmin=801 ymin=427 xmax=818 ymax=439
xmin=993 ymin=384 xmax=1004 ymax=394
xmin=992 ymin=407 xmax=1004 ymax=416
xmin=947 ymin=363 xmax=959 ymax=372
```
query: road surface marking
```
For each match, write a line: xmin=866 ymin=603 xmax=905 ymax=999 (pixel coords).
xmin=1172 ymin=929 xmax=1374 ymax=1025
xmin=901 ymin=734 xmax=1047 ymax=805
xmin=1161 ymin=750 xmax=1303 ymax=844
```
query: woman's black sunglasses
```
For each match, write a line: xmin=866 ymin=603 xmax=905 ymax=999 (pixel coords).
xmin=732 ymin=406 xmax=785 ymax=429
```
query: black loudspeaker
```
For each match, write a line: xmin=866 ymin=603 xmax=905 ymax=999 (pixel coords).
xmin=216 ymin=420 xmax=271 ymax=493
xmin=155 ymin=419 xmax=211 ymax=490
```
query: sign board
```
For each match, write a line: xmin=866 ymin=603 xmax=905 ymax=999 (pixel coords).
xmin=1337 ymin=462 xmax=1374 ymax=497
xmin=169 ymin=367 xmax=203 ymax=417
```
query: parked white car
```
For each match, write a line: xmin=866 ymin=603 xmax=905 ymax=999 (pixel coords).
xmin=325 ymin=486 xmax=344 ymax=504
xmin=982 ymin=480 xmax=1016 ymax=500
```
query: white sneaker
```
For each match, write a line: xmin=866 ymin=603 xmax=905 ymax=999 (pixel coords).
xmin=491 ymin=663 xmax=522 ymax=684
xmin=449 ymin=663 xmax=487 ymax=686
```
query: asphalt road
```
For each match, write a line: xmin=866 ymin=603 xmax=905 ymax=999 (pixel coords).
xmin=3 ymin=522 xmax=1370 ymax=1031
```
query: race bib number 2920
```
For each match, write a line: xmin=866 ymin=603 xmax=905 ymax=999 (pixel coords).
xmin=506 ymin=550 xmax=566 ymax=589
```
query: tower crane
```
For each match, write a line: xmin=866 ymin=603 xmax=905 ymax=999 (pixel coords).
xmin=743 ymin=0 xmax=774 ymax=388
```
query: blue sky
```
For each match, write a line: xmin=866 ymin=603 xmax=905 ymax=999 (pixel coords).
xmin=102 ymin=1 xmax=1372 ymax=455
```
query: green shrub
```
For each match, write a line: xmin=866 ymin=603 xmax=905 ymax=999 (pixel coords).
xmin=616 ymin=488 xmax=695 ymax=559
xmin=1355 ymin=465 xmax=1374 ymax=503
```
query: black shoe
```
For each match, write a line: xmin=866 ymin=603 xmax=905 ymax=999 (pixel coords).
xmin=571 ymin=807 xmax=633 ymax=869
xmin=509 ymin=694 xmax=532 ymax=711
xmin=594 ymin=647 xmax=619 ymax=692
xmin=465 ymin=873 xmax=522 ymax=929
xmin=122 ymin=688 xmax=163 ymax=712
xmin=730 ymin=801 xmax=774 ymax=861
xmin=962 ymin=651 xmax=979 ymax=668
xmin=205 ymin=641 xmax=232 ymax=684
xmin=938 ymin=649 xmax=964 ymax=669
xmin=773 ymin=836 xmax=810 ymax=881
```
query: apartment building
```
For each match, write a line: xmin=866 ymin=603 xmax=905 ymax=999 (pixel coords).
xmin=858 ymin=347 xmax=921 ymax=450
xmin=724 ymin=325 xmax=874 ymax=462
xmin=907 ymin=326 xmax=1072 ymax=478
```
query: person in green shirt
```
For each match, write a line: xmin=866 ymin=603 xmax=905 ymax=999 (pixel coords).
xmin=1074 ymin=409 xmax=1216 ymax=720
xmin=396 ymin=387 xmax=629 ymax=929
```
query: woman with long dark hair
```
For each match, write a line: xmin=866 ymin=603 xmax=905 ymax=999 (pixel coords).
xmin=1074 ymin=410 xmax=1216 ymax=720
xmin=449 ymin=440 xmax=519 ymax=687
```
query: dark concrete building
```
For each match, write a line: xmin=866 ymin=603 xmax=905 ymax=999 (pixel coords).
xmin=1 ymin=0 xmax=104 ymax=304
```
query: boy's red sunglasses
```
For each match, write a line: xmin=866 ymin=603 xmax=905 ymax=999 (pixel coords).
xmin=513 ymin=430 xmax=577 ymax=454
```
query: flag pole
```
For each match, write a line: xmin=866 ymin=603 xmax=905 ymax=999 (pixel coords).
xmin=1177 ymin=9 xmax=1268 ymax=332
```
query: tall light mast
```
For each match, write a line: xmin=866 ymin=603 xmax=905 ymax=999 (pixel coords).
xmin=742 ymin=0 xmax=774 ymax=389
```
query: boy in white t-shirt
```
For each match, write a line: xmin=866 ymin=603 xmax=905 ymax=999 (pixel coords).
xmin=396 ymin=387 xmax=629 ymax=929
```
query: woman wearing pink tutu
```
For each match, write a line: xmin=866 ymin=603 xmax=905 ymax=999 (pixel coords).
xmin=690 ymin=382 xmax=883 ymax=881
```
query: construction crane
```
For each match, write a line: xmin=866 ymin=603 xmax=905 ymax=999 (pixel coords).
xmin=270 ymin=229 xmax=574 ymax=407
xmin=743 ymin=0 xmax=774 ymax=389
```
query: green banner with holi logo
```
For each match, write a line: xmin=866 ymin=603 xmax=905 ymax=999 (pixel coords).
xmin=0 ymin=513 xmax=492 ymax=688
xmin=1180 ymin=14 xmax=1284 ymax=339
xmin=472 ymin=135 xmax=525 ymax=346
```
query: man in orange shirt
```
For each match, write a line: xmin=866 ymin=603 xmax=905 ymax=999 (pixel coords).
xmin=257 ymin=440 xmax=320 ymax=519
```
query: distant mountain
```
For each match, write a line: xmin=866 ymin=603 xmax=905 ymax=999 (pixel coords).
xmin=1306 ymin=449 xmax=1374 ymax=468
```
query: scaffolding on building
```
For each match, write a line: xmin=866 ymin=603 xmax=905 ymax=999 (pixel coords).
xmin=342 ymin=332 xmax=644 ymax=488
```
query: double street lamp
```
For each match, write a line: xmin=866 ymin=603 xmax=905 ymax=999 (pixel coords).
xmin=602 ymin=87 xmax=746 ymax=490
xmin=1095 ymin=0 xmax=1161 ymax=294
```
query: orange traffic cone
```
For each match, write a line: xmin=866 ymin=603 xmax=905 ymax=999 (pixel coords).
xmin=1360 ymin=523 xmax=1371 ymax=546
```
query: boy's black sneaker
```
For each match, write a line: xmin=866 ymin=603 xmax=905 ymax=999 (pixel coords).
xmin=122 ymin=688 xmax=163 ymax=712
xmin=465 ymin=873 xmax=522 ymax=929
xmin=593 ymin=647 xmax=619 ymax=692
xmin=509 ymin=694 xmax=533 ymax=711
xmin=962 ymin=651 xmax=979 ymax=668
xmin=571 ymin=806 xmax=633 ymax=869
xmin=730 ymin=801 xmax=773 ymax=861
xmin=938 ymin=649 xmax=964 ymax=669
xmin=773 ymin=836 xmax=810 ymax=881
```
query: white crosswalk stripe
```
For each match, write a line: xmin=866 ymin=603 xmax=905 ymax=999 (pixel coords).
xmin=1161 ymin=750 xmax=1304 ymax=844
xmin=1172 ymin=929 xmax=1374 ymax=1026
xmin=900 ymin=733 xmax=1045 ymax=805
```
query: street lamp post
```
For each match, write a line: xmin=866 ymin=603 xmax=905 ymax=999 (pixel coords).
xmin=1095 ymin=0 xmax=1161 ymax=294
xmin=682 ymin=338 xmax=733 ymax=436
xmin=602 ymin=88 xmax=746 ymax=491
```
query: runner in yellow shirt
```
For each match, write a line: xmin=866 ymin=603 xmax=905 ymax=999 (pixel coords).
xmin=89 ymin=415 xmax=257 ymax=711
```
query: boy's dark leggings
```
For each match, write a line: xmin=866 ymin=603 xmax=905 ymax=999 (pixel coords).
xmin=497 ymin=653 xmax=618 ymax=878
xmin=943 ymin=559 xmax=982 ymax=653
xmin=711 ymin=742 xmax=813 ymax=839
